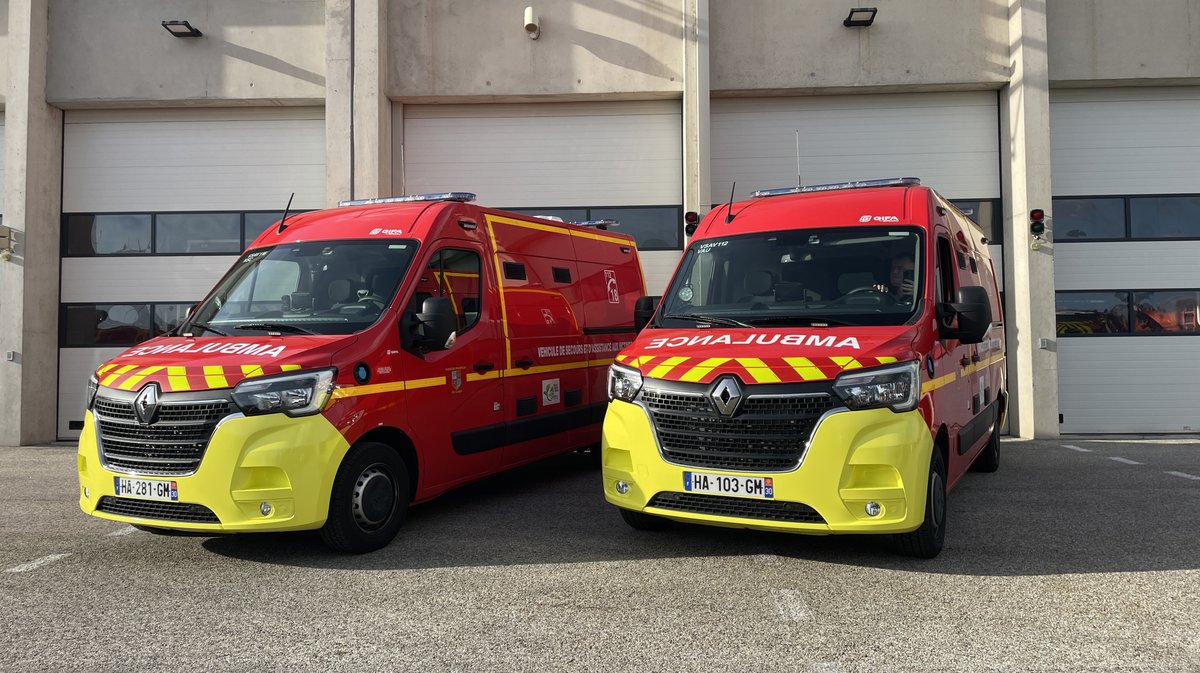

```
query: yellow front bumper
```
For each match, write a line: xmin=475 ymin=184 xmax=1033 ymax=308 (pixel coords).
xmin=602 ymin=401 xmax=933 ymax=535
xmin=77 ymin=410 xmax=351 ymax=533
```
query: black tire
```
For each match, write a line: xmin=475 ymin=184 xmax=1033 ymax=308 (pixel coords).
xmin=971 ymin=416 xmax=1001 ymax=473
xmin=618 ymin=507 xmax=669 ymax=531
xmin=895 ymin=447 xmax=947 ymax=558
xmin=319 ymin=442 xmax=410 ymax=554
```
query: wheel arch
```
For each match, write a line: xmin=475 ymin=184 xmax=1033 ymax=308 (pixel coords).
xmin=354 ymin=426 xmax=419 ymax=501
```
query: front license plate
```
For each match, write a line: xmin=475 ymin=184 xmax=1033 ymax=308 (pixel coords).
xmin=113 ymin=477 xmax=178 ymax=502
xmin=683 ymin=471 xmax=773 ymax=499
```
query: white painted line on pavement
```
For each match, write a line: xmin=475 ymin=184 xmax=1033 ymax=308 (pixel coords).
xmin=773 ymin=589 xmax=810 ymax=621
xmin=1063 ymin=444 xmax=1092 ymax=452
xmin=1166 ymin=471 xmax=1200 ymax=481
xmin=1108 ymin=457 xmax=1143 ymax=465
xmin=107 ymin=525 xmax=136 ymax=537
xmin=4 ymin=553 xmax=72 ymax=574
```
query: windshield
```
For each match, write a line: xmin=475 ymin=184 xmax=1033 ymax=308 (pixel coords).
xmin=659 ymin=227 xmax=924 ymax=327
xmin=183 ymin=240 xmax=419 ymax=336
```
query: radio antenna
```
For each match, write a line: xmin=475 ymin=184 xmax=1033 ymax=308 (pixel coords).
xmin=795 ymin=130 xmax=802 ymax=187
xmin=724 ymin=182 xmax=738 ymax=223
xmin=276 ymin=192 xmax=295 ymax=234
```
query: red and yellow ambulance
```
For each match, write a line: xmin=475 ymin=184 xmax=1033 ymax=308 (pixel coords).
xmin=603 ymin=178 xmax=1004 ymax=557
xmin=78 ymin=193 xmax=645 ymax=552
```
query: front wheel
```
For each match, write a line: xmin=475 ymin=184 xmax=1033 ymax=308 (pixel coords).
xmin=320 ymin=442 xmax=410 ymax=554
xmin=894 ymin=448 xmax=946 ymax=558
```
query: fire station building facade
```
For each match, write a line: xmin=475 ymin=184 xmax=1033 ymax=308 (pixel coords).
xmin=1 ymin=0 xmax=1198 ymax=444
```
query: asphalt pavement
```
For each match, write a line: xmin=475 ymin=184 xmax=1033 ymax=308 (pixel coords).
xmin=1 ymin=437 xmax=1198 ymax=672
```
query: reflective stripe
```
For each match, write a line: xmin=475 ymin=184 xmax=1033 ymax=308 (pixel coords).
xmin=648 ymin=357 xmax=689 ymax=379
xmin=100 ymin=365 xmax=138 ymax=387
xmin=830 ymin=356 xmax=863 ymax=371
xmin=783 ymin=357 xmax=827 ymax=381
xmin=678 ymin=357 xmax=730 ymax=383
xmin=921 ymin=372 xmax=956 ymax=394
xmin=331 ymin=376 xmax=447 ymax=400
xmin=167 ymin=366 xmax=191 ymax=391
xmin=876 ymin=356 xmax=898 ymax=365
xmin=117 ymin=366 xmax=163 ymax=391
xmin=241 ymin=364 xmax=265 ymax=378
xmin=203 ymin=365 xmax=229 ymax=389
xmin=281 ymin=364 xmax=302 ymax=372
xmin=736 ymin=358 xmax=781 ymax=384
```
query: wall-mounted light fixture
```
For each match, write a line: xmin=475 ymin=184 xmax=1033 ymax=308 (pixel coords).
xmin=523 ymin=7 xmax=540 ymax=40
xmin=843 ymin=7 xmax=877 ymax=27
xmin=162 ymin=20 xmax=203 ymax=38
xmin=0 ymin=224 xmax=12 ymax=262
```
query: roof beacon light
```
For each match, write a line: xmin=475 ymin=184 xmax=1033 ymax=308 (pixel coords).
xmin=752 ymin=177 xmax=921 ymax=199
xmin=573 ymin=219 xmax=619 ymax=230
xmin=338 ymin=192 xmax=476 ymax=207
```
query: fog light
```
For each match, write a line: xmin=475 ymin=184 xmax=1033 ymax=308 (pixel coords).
xmin=615 ymin=480 xmax=630 ymax=495
xmin=83 ymin=487 xmax=90 ymax=498
xmin=865 ymin=501 xmax=881 ymax=517
xmin=260 ymin=502 xmax=273 ymax=516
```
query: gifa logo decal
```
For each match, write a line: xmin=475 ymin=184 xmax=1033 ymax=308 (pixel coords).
xmin=859 ymin=215 xmax=900 ymax=223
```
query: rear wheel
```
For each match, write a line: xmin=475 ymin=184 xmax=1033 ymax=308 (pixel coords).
xmin=320 ymin=442 xmax=409 ymax=554
xmin=971 ymin=416 xmax=1001 ymax=473
xmin=895 ymin=447 xmax=946 ymax=558
xmin=618 ymin=507 xmax=669 ymax=531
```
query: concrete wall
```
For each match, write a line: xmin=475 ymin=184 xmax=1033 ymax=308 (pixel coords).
xmin=46 ymin=0 xmax=325 ymax=106
xmin=0 ymin=0 xmax=9 ymax=106
xmin=388 ymin=0 xmax=684 ymax=100
xmin=709 ymin=0 xmax=1011 ymax=94
xmin=1048 ymin=0 xmax=1200 ymax=85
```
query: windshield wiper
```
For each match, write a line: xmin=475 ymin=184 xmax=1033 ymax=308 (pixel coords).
xmin=183 ymin=322 xmax=229 ymax=337
xmin=745 ymin=316 xmax=858 ymax=327
xmin=663 ymin=313 xmax=751 ymax=328
xmin=235 ymin=322 xmax=318 ymax=335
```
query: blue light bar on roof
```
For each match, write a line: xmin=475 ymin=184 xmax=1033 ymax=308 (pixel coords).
xmin=338 ymin=192 xmax=476 ymax=207
xmin=572 ymin=219 xmax=619 ymax=229
xmin=751 ymin=177 xmax=921 ymax=198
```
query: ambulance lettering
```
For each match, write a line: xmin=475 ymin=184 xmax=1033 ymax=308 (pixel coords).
xmin=645 ymin=333 xmax=860 ymax=350
xmin=123 ymin=342 xmax=288 ymax=358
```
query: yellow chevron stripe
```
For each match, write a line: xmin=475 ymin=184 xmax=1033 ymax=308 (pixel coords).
xmin=877 ymin=356 xmax=898 ymax=365
xmin=831 ymin=356 xmax=863 ymax=370
xmin=203 ymin=365 xmax=229 ymax=389
xmin=783 ymin=357 xmax=827 ymax=381
xmin=678 ymin=357 xmax=730 ymax=383
xmin=281 ymin=364 xmax=302 ymax=372
xmin=241 ymin=364 xmax=265 ymax=378
xmin=117 ymin=366 xmax=164 ymax=391
xmin=100 ymin=365 xmax=138 ymax=387
xmin=96 ymin=364 xmax=118 ymax=376
xmin=736 ymin=358 xmax=781 ymax=384
xmin=648 ymin=357 xmax=689 ymax=379
xmin=167 ymin=366 xmax=191 ymax=391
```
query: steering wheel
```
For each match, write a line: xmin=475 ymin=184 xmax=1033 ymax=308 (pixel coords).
xmin=834 ymin=286 xmax=896 ymax=305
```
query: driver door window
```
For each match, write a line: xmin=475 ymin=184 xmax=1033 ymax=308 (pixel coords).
xmin=409 ymin=248 xmax=482 ymax=334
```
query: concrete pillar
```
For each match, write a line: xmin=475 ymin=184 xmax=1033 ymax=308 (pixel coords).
xmin=325 ymin=0 xmax=352 ymax=206
xmin=324 ymin=0 xmax=391 ymax=206
xmin=682 ymin=0 xmax=711 ymax=221
xmin=1000 ymin=0 xmax=1059 ymax=438
xmin=1 ymin=0 xmax=64 ymax=445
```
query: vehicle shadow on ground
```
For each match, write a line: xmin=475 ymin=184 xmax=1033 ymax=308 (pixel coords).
xmin=203 ymin=444 xmax=1200 ymax=576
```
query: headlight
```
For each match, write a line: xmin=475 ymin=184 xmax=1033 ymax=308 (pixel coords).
xmin=607 ymin=363 xmax=643 ymax=402
xmin=85 ymin=374 xmax=99 ymax=411
xmin=832 ymin=360 xmax=920 ymax=413
xmin=231 ymin=368 xmax=336 ymax=417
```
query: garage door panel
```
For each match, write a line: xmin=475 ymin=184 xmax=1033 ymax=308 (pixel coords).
xmin=1056 ymin=242 xmax=1200 ymax=291
xmin=58 ymin=348 xmax=127 ymax=439
xmin=712 ymin=92 xmax=1000 ymax=201
xmin=1058 ymin=338 xmax=1200 ymax=433
xmin=401 ymin=101 xmax=682 ymax=208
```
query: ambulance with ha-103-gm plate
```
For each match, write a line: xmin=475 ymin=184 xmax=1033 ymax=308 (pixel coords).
xmin=77 ymin=192 xmax=646 ymax=553
xmin=604 ymin=178 xmax=1005 ymax=558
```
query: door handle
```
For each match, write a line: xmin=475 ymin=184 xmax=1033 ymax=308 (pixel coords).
xmin=960 ymin=356 xmax=971 ymax=368
xmin=473 ymin=361 xmax=495 ymax=373
xmin=515 ymin=357 xmax=534 ymax=369
xmin=971 ymin=353 xmax=981 ymax=363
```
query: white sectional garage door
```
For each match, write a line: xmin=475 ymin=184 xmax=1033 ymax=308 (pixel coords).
xmin=711 ymin=91 xmax=1003 ymax=281
xmin=57 ymin=108 xmax=325 ymax=438
xmin=397 ymin=101 xmax=684 ymax=295
xmin=1051 ymin=88 xmax=1200 ymax=433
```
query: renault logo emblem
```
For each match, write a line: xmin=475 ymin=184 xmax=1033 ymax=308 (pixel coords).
xmin=709 ymin=377 xmax=743 ymax=417
xmin=133 ymin=384 xmax=161 ymax=425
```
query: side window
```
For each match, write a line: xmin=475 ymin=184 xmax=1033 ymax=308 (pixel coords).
xmin=410 ymin=248 xmax=482 ymax=333
xmin=936 ymin=236 xmax=955 ymax=304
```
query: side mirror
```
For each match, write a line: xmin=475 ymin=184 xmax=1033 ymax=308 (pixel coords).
xmin=940 ymin=286 xmax=992 ymax=344
xmin=408 ymin=297 xmax=457 ymax=351
xmin=634 ymin=295 xmax=660 ymax=331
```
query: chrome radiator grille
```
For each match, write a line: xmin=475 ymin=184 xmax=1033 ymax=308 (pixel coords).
xmin=93 ymin=394 xmax=232 ymax=475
